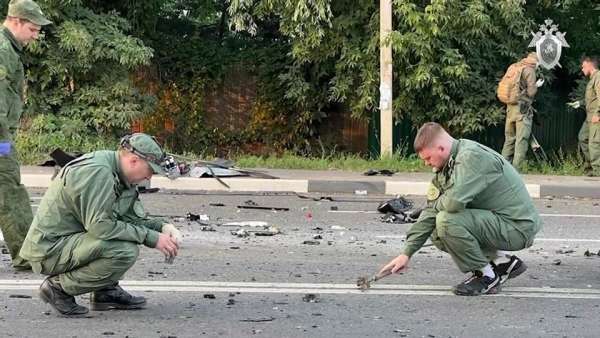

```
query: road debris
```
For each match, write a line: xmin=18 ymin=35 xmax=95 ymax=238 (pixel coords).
xmin=302 ymin=240 xmax=320 ymax=245
xmin=363 ymin=169 xmax=395 ymax=176
xmin=9 ymin=294 xmax=32 ymax=299
xmin=223 ymin=221 xmax=269 ymax=227
xmin=240 ymin=317 xmax=275 ymax=322
xmin=231 ymin=225 xmax=281 ymax=237
xmin=237 ymin=205 xmax=290 ymax=211
xmin=555 ymin=249 xmax=575 ymax=254
xmin=138 ymin=187 xmax=160 ymax=194
xmin=381 ymin=212 xmax=415 ymax=224
xmin=186 ymin=212 xmax=210 ymax=222
xmin=552 ymin=259 xmax=562 ymax=265
xmin=377 ymin=197 xmax=414 ymax=214
xmin=200 ymin=225 xmax=216 ymax=232
xmin=584 ymin=249 xmax=600 ymax=257
xmin=302 ymin=294 xmax=320 ymax=303
xmin=209 ymin=203 xmax=225 ymax=207
xmin=203 ymin=294 xmax=216 ymax=299
xmin=356 ymin=270 xmax=392 ymax=290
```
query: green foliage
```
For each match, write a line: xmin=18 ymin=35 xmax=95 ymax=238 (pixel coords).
xmin=4 ymin=0 xmax=156 ymax=137
xmin=15 ymin=115 xmax=117 ymax=164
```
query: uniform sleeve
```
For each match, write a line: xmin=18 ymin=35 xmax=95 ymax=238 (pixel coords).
xmin=66 ymin=166 xmax=160 ymax=248
xmin=0 ymin=49 xmax=17 ymax=140
xmin=437 ymin=151 xmax=503 ymax=213
xmin=522 ymin=67 xmax=537 ymax=99
xmin=402 ymin=208 xmax=437 ymax=257
xmin=127 ymin=200 xmax=165 ymax=232
xmin=593 ymin=77 xmax=600 ymax=119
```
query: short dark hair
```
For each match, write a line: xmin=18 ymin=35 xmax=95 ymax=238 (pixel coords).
xmin=581 ymin=55 xmax=599 ymax=68
xmin=414 ymin=122 xmax=445 ymax=152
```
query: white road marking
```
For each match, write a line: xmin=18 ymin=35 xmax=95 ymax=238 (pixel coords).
xmin=329 ymin=210 xmax=600 ymax=218
xmin=540 ymin=213 xmax=600 ymax=218
xmin=1 ymin=280 xmax=600 ymax=300
xmin=374 ymin=235 xmax=600 ymax=243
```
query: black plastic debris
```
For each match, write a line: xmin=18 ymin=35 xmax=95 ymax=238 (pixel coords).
xmin=377 ymin=197 xmax=414 ymax=214
xmin=381 ymin=212 xmax=411 ymax=224
xmin=209 ymin=203 xmax=225 ymax=207
xmin=555 ymin=249 xmax=575 ymax=254
xmin=237 ymin=205 xmax=290 ymax=211
xmin=138 ymin=187 xmax=160 ymax=194
xmin=203 ymin=294 xmax=216 ymax=299
xmin=302 ymin=294 xmax=320 ymax=303
xmin=187 ymin=212 xmax=200 ymax=221
xmin=363 ymin=169 xmax=395 ymax=176
xmin=302 ymin=240 xmax=320 ymax=245
xmin=244 ymin=200 xmax=258 ymax=206
xmin=9 ymin=294 xmax=32 ymax=299
xmin=584 ymin=249 xmax=600 ymax=257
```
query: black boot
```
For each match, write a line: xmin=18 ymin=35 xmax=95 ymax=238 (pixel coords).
xmin=39 ymin=276 xmax=89 ymax=317
xmin=90 ymin=284 xmax=146 ymax=311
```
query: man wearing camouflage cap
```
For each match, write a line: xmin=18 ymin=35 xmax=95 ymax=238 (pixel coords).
xmin=0 ymin=0 xmax=51 ymax=270
xmin=20 ymin=133 xmax=182 ymax=317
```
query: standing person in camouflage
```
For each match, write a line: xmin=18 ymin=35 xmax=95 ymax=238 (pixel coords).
xmin=20 ymin=133 xmax=182 ymax=317
xmin=500 ymin=52 xmax=544 ymax=171
xmin=568 ymin=56 xmax=600 ymax=177
xmin=0 ymin=0 xmax=51 ymax=270
xmin=378 ymin=123 xmax=542 ymax=296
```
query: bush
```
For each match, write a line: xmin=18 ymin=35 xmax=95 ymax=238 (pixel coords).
xmin=15 ymin=115 xmax=118 ymax=165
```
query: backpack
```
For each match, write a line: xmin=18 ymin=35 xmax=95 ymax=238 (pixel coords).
xmin=497 ymin=62 xmax=526 ymax=104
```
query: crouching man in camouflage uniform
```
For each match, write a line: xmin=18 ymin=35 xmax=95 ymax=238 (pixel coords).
xmin=379 ymin=122 xmax=541 ymax=296
xmin=20 ymin=133 xmax=181 ymax=316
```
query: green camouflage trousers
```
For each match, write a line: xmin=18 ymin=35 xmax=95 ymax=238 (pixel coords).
xmin=0 ymin=155 xmax=32 ymax=269
xmin=30 ymin=233 xmax=139 ymax=295
xmin=430 ymin=209 xmax=540 ymax=273
xmin=501 ymin=103 xmax=533 ymax=170
xmin=578 ymin=120 xmax=600 ymax=176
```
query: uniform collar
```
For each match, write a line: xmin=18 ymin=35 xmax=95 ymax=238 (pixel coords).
xmin=441 ymin=139 xmax=459 ymax=175
xmin=2 ymin=26 xmax=23 ymax=53
xmin=114 ymin=152 xmax=132 ymax=189
xmin=592 ymin=69 xmax=600 ymax=80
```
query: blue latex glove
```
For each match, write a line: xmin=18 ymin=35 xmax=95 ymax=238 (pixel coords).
xmin=0 ymin=142 xmax=11 ymax=156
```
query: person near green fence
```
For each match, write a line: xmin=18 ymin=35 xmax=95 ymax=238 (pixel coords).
xmin=499 ymin=52 xmax=544 ymax=171
xmin=0 ymin=0 xmax=51 ymax=270
xmin=20 ymin=133 xmax=182 ymax=317
xmin=568 ymin=56 xmax=600 ymax=177
xmin=378 ymin=122 xmax=542 ymax=296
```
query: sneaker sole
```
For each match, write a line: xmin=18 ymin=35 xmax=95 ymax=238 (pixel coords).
xmin=453 ymin=278 xmax=501 ymax=296
xmin=90 ymin=302 xmax=147 ymax=311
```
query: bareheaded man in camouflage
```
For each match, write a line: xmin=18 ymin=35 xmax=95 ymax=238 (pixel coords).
xmin=499 ymin=52 xmax=544 ymax=171
xmin=0 ymin=0 xmax=51 ymax=270
xmin=20 ymin=134 xmax=182 ymax=317
xmin=379 ymin=122 xmax=541 ymax=296
xmin=568 ymin=56 xmax=600 ymax=176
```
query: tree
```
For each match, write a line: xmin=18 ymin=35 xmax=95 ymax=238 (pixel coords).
xmin=4 ymin=0 xmax=155 ymax=135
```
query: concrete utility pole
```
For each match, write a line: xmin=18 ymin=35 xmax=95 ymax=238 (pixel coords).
xmin=379 ymin=0 xmax=393 ymax=157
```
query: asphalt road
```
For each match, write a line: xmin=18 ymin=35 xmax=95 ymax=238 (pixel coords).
xmin=2 ymin=189 xmax=600 ymax=338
